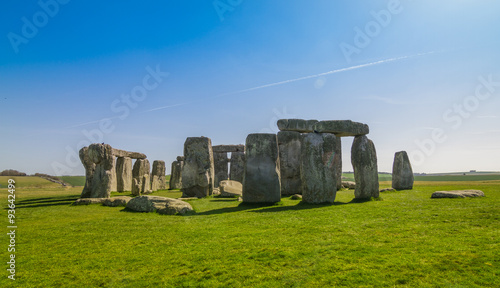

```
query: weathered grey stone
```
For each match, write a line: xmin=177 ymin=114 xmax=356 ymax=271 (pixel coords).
xmin=111 ymin=148 xmax=147 ymax=159
xmin=169 ymin=158 xmax=183 ymax=190
xmin=73 ymin=198 xmax=106 ymax=205
xmin=300 ymin=133 xmax=337 ymax=204
xmin=219 ymin=180 xmax=242 ymax=197
xmin=181 ymin=137 xmax=215 ymax=198
xmin=351 ymin=136 xmax=379 ymax=199
xmin=103 ymin=196 xmax=132 ymax=207
xmin=126 ymin=195 xmax=193 ymax=215
xmin=132 ymin=159 xmax=151 ymax=196
xmin=212 ymin=145 xmax=245 ymax=153
xmin=87 ymin=143 xmax=115 ymax=198
xmin=110 ymin=157 xmax=117 ymax=192
xmin=229 ymin=152 xmax=245 ymax=182
xmin=79 ymin=146 xmax=95 ymax=198
xmin=313 ymin=120 xmax=369 ymax=137
xmin=392 ymin=151 xmax=414 ymax=190
xmin=116 ymin=157 xmax=132 ymax=192
xmin=334 ymin=136 xmax=342 ymax=190
xmin=277 ymin=131 xmax=302 ymax=196
xmin=242 ymin=133 xmax=281 ymax=203
xmin=431 ymin=190 xmax=485 ymax=198
xmin=342 ymin=181 xmax=356 ymax=189
xmin=176 ymin=156 xmax=185 ymax=161
xmin=151 ymin=160 xmax=166 ymax=191
xmin=290 ymin=194 xmax=302 ymax=200
xmin=380 ymin=188 xmax=396 ymax=192
xmin=277 ymin=119 xmax=318 ymax=133
xmin=213 ymin=152 xmax=229 ymax=188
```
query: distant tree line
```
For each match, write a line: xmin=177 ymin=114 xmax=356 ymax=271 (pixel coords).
xmin=0 ymin=169 xmax=26 ymax=176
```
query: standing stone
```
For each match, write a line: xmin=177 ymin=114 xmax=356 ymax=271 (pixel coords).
xmin=351 ymin=136 xmax=379 ymax=199
xmin=334 ymin=137 xmax=342 ymax=191
xmin=277 ymin=131 xmax=302 ymax=196
xmin=151 ymin=160 xmax=166 ymax=191
xmin=229 ymin=151 xmax=245 ymax=182
xmin=116 ymin=157 xmax=132 ymax=192
xmin=300 ymin=133 xmax=337 ymax=204
xmin=87 ymin=143 xmax=115 ymax=198
xmin=110 ymin=157 xmax=117 ymax=192
xmin=242 ymin=134 xmax=281 ymax=203
xmin=79 ymin=146 xmax=95 ymax=198
xmin=132 ymin=159 xmax=151 ymax=196
xmin=392 ymin=151 xmax=414 ymax=190
xmin=181 ymin=137 xmax=215 ymax=198
xmin=169 ymin=157 xmax=183 ymax=190
xmin=213 ymin=152 xmax=229 ymax=188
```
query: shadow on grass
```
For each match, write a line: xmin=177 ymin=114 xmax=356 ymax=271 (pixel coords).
xmin=14 ymin=195 xmax=79 ymax=209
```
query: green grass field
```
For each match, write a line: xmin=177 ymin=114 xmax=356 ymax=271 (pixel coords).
xmin=0 ymin=177 xmax=498 ymax=287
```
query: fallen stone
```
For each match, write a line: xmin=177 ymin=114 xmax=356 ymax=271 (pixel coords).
xmin=277 ymin=119 xmax=318 ymax=133
xmin=351 ymin=136 xmax=379 ymax=199
xmin=278 ymin=131 xmax=302 ymax=196
xmin=392 ymin=151 xmax=414 ymax=190
xmin=73 ymin=198 xmax=106 ymax=205
xmin=300 ymin=133 xmax=337 ymax=204
xmin=380 ymin=188 xmax=396 ymax=192
xmin=103 ymin=196 xmax=132 ymax=207
xmin=126 ymin=195 xmax=193 ymax=215
xmin=313 ymin=120 xmax=369 ymax=137
xmin=431 ymin=190 xmax=485 ymax=198
xmin=219 ymin=180 xmax=243 ymax=197
xmin=342 ymin=181 xmax=356 ymax=189
xmin=290 ymin=194 xmax=302 ymax=200
xmin=181 ymin=137 xmax=215 ymax=198
xmin=242 ymin=133 xmax=281 ymax=203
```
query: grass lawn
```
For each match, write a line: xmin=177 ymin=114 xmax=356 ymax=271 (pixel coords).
xmin=0 ymin=179 xmax=498 ymax=287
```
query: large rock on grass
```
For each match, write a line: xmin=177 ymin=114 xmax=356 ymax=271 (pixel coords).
xmin=278 ymin=131 xmax=302 ymax=196
xmin=219 ymin=180 xmax=242 ymax=197
xmin=103 ymin=196 xmax=132 ymax=207
xmin=87 ymin=143 xmax=115 ymax=198
xmin=181 ymin=137 xmax=215 ymax=198
xmin=132 ymin=159 xmax=151 ymax=196
xmin=116 ymin=157 xmax=132 ymax=192
xmin=126 ymin=195 xmax=193 ymax=215
xmin=242 ymin=133 xmax=281 ymax=203
xmin=351 ymin=136 xmax=379 ymax=199
xmin=392 ymin=151 xmax=414 ymax=190
xmin=169 ymin=157 xmax=183 ymax=190
xmin=151 ymin=160 xmax=166 ymax=191
xmin=431 ymin=190 xmax=485 ymax=198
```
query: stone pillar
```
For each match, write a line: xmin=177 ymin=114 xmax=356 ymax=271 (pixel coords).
xmin=392 ymin=151 xmax=414 ymax=190
xmin=79 ymin=146 xmax=95 ymax=198
xmin=242 ymin=133 xmax=281 ymax=203
xmin=87 ymin=143 xmax=115 ymax=198
xmin=110 ymin=157 xmax=117 ymax=192
xmin=213 ymin=152 xmax=229 ymax=188
xmin=300 ymin=133 xmax=337 ymax=203
xmin=277 ymin=131 xmax=302 ymax=196
xmin=181 ymin=137 xmax=215 ymax=198
xmin=116 ymin=157 xmax=132 ymax=192
xmin=132 ymin=159 xmax=151 ymax=196
xmin=334 ymin=137 xmax=342 ymax=191
xmin=351 ymin=136 xmax=379 ymax=199
xmin=169 ymin=156 xmax=183 ymax=190
xmin=151 ymin=160 xmax=166 ymax=191
xmin=229 ymin=152 xmax=245 ymax=183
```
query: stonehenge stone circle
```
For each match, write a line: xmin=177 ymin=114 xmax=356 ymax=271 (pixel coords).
xmin=151 ymin=160 xmax=166 ymax=191
xmin=229 ymin=151 xmax=245 ymax=182
xmin=313 ymin=120 xmax=369 ymax=137
xmin=213 ymin=152 xmax=229 ymax=188
xmin=169 ymin=157 xmax=183 ymax=190
xmin=181 ymin=137 xmax=215 ymax=198
xmin=277 ymin=131 xmax=302 ymax=196
xmin=132 ymin=159 xmax=151 ymax=196
xmin=277 ymin=119 xmax=318 ymax=133
xmin=351 ymin=136 xmax=379 ymax=199
xmin=242 ymin=133 xmax=281 ymax=203
xmin=392 ymin=151 xmax=414 ymax=190
xmin=116 ymin=157 xmax=132 ymax=192
xmin=87 ymin=143 xmax=115 ymax=198
xmin=79 ymin=146 xmax=95 ymax=198
xmin=300 ymin=133 xmax=338 ymax=204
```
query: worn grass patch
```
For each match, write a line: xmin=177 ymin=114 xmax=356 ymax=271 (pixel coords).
xmin=0 ymin=180 xmax=498 ymax=287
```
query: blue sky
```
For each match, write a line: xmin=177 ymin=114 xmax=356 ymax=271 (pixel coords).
xmin=1 ymin=0 xmax=499 ymax=175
